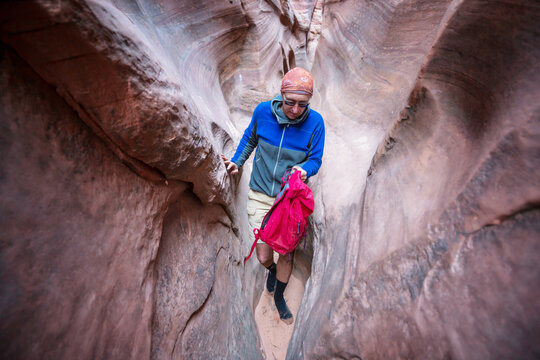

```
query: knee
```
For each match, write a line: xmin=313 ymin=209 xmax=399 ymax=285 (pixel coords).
xmin=257 ymin=252 xmax=273 ymax=266
xmin=279 ymin=253 xmax=294 ymax=264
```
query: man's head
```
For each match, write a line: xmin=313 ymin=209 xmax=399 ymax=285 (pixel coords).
xmin=280 ymin=67 xmax=313 ymax=119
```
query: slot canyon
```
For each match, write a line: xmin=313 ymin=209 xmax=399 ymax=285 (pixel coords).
xmin=1 ymin=0 xmax=539 ymax=359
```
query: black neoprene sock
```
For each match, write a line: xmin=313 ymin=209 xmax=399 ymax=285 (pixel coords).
xmin=265 ymin=263 xmax=277 ymax=294
xmin=274 ymin=280 xmax=292 ymax=321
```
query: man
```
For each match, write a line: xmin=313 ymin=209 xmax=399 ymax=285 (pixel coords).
xmin=222 ymin=67 xmax=325 ymax=324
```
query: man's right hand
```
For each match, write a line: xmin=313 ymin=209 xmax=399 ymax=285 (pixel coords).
xmin=221 ymin=154 xmax=239 ymax=174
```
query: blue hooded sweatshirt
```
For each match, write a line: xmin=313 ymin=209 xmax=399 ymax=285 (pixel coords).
xmin=231 ymin=95 xmax=325 ymax=197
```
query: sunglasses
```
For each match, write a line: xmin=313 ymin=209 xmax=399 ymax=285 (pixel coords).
xmin=283 ymin=98 xmax=310 ymax=108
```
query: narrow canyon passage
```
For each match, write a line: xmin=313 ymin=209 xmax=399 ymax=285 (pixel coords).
xmin=1 ymin=1 xmax=539 ymax=360
xmin=254 ymin=252 xmax=311 ymax=360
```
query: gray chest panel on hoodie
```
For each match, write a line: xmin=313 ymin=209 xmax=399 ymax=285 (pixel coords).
xmin=250 ymin=138 xmax=306 ymax=196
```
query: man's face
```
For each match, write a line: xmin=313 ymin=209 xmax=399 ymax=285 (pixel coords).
xmin=282 ymin=92 xmax=311 ymax=119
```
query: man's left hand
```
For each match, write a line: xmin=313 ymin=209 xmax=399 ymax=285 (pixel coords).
xmin=292 ymin=166 xmax=307 ymax=182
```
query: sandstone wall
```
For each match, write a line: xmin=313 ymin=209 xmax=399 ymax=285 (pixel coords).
xmin=0 ymin=46 xmax=168 ymax=358
xmin=0 ymin=34 xmax=259 ymax=360
xmin=290 ymin=1 xmax=540 ymax=359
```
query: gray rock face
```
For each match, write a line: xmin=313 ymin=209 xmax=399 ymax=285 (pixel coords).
xmin=1 ymin=0 xmax=538 ymax=359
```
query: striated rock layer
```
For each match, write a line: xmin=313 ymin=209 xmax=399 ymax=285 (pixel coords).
xmin=1 ymin=0 xmax=539 ymax=359
xmin=0 ymin=44 xmax=261 ymax=359
xmin=290 ymin=1 xmax=540 ymax=359
xmin=0 ymin=46 xmax=170 ymax=358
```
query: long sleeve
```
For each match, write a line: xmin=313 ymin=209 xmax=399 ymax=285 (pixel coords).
xmin=298 ymin=119 xmax=325 ymax=177
xmin=231 ymin=105 xmax=260 ymax=167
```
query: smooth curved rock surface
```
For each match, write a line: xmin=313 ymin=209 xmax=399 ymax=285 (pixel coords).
xmin=1 ymin=0 xmax=538 ymax=359
xmin=290 ymin=1 xmax=540 ymax=359
xmin=0 ymin=46 xmax=172 ymax=358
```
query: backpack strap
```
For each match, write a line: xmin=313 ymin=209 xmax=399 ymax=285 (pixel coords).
xmin=281 ymin=168 xmax=293 ymax=185
xmin=243 ymin=229 xmax=260 ymax=264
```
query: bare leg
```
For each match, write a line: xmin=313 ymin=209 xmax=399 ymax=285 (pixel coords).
xmin=257 ymin=243 xmax=277 ymax=293
xmin=276 ymin=251 xmax=294 ymax=283
xmin=256 ymin=243 xmax=274 ymax=267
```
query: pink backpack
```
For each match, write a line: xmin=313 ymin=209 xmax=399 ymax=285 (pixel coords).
xmin=244 ymin=170 xmax=315 ymax=264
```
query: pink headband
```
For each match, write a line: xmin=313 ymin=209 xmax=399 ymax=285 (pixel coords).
xmin=280 ymin=67 xmax=313 ymax=95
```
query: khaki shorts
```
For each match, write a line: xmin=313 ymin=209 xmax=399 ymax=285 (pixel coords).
xmin=247 ymin=189 xmax=276 ymax=244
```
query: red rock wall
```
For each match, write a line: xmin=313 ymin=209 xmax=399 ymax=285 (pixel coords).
xmin=0 ymin=40 xmax=259 ymax=360
xmin=151 ymin=193 xmax=261 ymax=359
xmin=0 ymin=46 xmax=170 ymax=358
